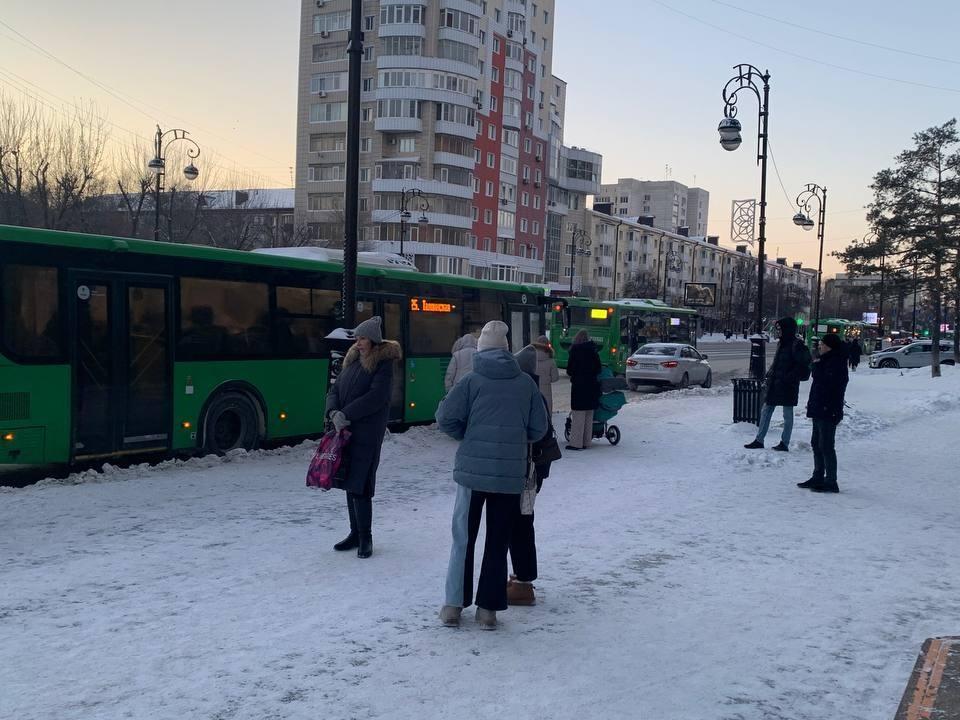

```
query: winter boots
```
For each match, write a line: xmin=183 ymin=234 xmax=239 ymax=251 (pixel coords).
xmin=475 ymin=607 xmax=497 ymax=630
xmin=357 ymin=533 xmax=373 ymax=558
xmin=743 ymin=440 xmax=764 ymax=449
xmin=506 ymin=576 xmax=536 ymax=606
xmin=334 ymin=532 xmax=359 ymax=551
xmin=796 ymin=477 xmax=820 ymax=488
xmin=772 ymin=442 xmax=789 ymax=452
xmin=809 ymin=482 xmax=840 ymax=493
xmin=439 ymin=605 xmax=462 ymax=627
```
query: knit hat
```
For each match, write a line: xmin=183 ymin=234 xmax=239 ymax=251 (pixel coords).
xmin=477 ymin=320 xmax=509 ymax=351
xmin=514 ymin=345 xmax=538 ymax=375
xmin=353 ymin=316 xmax=383 ymax=344
xmin=820 ymin=333 xmax=843 ymax=351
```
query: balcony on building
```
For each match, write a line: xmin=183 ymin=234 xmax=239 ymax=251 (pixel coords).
xmin=375 ymin=116 xmax=423 ymax=133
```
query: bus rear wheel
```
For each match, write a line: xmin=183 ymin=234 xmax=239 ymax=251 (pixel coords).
xmin=203 ymin=392 xmax=261 ymax=455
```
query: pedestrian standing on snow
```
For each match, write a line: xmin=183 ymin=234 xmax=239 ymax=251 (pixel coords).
xmin=444 ymin=331 xmax=479 ymax=392
xmin=506 ymin=345 xmax=558 ymax=607
xmin=745 ymin=317 xmax=812 ymax=452
xmin=324 ymin=316 xmax=401 ymax=559
xmin=798 ymin=333 xmax=849 ymax=494
xmin=436 ymin=321 xmax=549 ymax=630
xmin=532 ymin=335 xmax=560 ymax=413
xmin=847 ymin=338 xmax=862 ymax=372
xmin=566 ymin=330 xmax=602 ymax=451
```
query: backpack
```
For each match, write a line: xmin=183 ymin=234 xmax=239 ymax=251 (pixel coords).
xmin=306 ymin=429 xmax=352 ymax=491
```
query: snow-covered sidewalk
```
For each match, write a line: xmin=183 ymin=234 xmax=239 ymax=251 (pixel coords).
xmin=2 ymin=368 xmax=960 ymax=720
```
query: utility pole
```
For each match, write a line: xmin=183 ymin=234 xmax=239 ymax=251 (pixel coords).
xmin=341 ymin=0 xmax=363 ymax=328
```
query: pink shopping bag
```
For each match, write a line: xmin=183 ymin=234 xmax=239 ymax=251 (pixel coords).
xmin=306 ymin=429 xmax=351 ymax=490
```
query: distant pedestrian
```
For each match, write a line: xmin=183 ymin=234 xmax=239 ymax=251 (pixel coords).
xmin=532 ymin=335 xmax=560 ymax=413
xmin=437 ymin=321 xmax=549 ymax=630
xmin=445 ymin=331 xmax=479 ymax=392
xmin=565 ymin=330 xmax=602 ymax=451
xmin=798 ymin=333 xmax=849 ymax=494
xmin=744 ymin=317 xmax=811 ymax=452
xmin=506 ymin=345 xmax=559 ymax=607
xmin=847 ymin=338 xmax=862 ymax=371
xmin=324 ymin=316 xmax=401 ymax=558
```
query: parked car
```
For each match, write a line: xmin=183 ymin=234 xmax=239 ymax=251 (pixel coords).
xmin=869 ymin=341 xmax=956 ymax=369
xmin=625 ymin=343 xmax=712 ymax=389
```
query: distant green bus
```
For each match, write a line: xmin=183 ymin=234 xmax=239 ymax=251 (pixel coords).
xmin=805 ymin=318 xmax=879 ymax=352
xmin=550 ymin=298 xmax=699 ymax=374
xmin=0 ymin=225 xmax=546 ymax=466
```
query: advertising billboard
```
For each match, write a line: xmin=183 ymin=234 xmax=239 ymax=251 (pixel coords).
xmin=683 ymin=282 xmax=717 ymax=307
xmin=862 ymin=312 xmax=879 ymax=324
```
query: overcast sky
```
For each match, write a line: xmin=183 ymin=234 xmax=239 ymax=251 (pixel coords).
xmin=2 ymin=0 xmax=958 ymax=275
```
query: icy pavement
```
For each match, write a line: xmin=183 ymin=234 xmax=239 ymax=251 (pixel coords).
xmin=2 ymin=368 xmax=960 ymax=720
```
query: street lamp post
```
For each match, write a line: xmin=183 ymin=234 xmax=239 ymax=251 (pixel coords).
xmin=568 ymin=225 xmax=592 ymax=296
xmin=793 ymin=183 xmax=827 ymax=336
xmin=397 ymin=188 xmax=430 ymax=258
xmin=146 ymin=125 xmax=200 ymax=241
xmin=719 ymin=63 xmax=770 ymax=379
xmin=611 ymin=219 xmax=624 ymax=299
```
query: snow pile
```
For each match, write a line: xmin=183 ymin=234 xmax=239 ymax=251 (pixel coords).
xmin=2 ymin=368 xmax=960 ymax=720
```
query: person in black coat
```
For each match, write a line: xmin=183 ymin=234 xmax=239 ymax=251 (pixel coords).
xmin=798 ymin=333 xmax=849 ymax=493
xmin=325 ymin=316 xmax=401 ymax=558
xmin=565 ymin=330 xmax=602 ymax=450
xmin=744 ymin=317 xmax=811 ymax=452
xmin=847 ymin=338 xmax=863 ymax=371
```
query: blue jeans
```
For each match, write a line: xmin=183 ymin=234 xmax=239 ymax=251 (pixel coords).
xmin=755 ymin=404 xmax=794 ymax=446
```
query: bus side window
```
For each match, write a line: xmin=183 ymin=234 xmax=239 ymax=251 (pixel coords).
xmin=1 ymin=265 xmax=61 ymax=359
xmin=409 ymin=298 xmax=462 ymax=355
xmin=180 ymin=278 xmax=269 ymax=357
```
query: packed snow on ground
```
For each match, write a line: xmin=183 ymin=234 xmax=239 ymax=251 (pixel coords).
xmin=2 ymin=367 xmax=960 ymax=720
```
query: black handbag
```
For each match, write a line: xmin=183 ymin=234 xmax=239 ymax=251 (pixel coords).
xmin=532 ymin=425 xmax=562 ymax=464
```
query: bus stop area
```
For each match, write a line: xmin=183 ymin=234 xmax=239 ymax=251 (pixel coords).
xmin=896 ymin=637 xmax=960 ymax=720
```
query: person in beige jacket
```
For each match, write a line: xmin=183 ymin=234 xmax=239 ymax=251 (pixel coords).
xmin=444 ymin=332 xmax=479 ymax=392
xmin=532 ymin=335 xmax=560 ymax=413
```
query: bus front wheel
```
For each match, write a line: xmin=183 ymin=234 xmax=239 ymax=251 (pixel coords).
xmin=202 ymin=392 xmax=261 ymax=455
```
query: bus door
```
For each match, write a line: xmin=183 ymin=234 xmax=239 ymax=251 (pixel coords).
xmin=356 ymin=293 xmax=405 ymax=423
xmin=70 ymin=274 xmax=172 ymax=460
xmin=508 ymin=300 xmax=543 ymax=351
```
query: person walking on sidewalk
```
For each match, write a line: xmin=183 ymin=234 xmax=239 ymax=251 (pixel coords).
xmin=847 ymin=337 xmax=863 ymax=372
xmin=436 ymin=321 xmax=549 ymax=630
xmin=444 ymin=331 xmax=479 ymax=392
xmin=744 ymin=317 xmax=811 ymax=452
xmin=798 ymin=333 xmax=849 ymax=493
xmin=324 ymin=316 xmax=401 ymax=559
xmin=566 ymin=330 xmax=601 ymax=451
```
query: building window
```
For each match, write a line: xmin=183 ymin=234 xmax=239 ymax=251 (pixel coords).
xmin=363 ymin=46 xmax=374 ymax=61
xmin=364 ymin=15 xmax=375 ymax=31
xmin=360 ymin=137 xmax=372 ymax=152
xmin=488 ymin=124 xmax=497 ymax=140
xmin=362 ymin=77 xmax=373 ymax=92
xmin=359 ymin=167 xmax=371 ymax=183
xmin=314 ymin=11 xmax=350 ymax=34
xmin=313 ymin=43 xmax=348 ymax=63
xmin=484 ymin=209 xmax=493 ymax=224
xmin=309 ymin=102 xmax=348 ymax=123
xmin=487 ymin=152 xmax=495 ymax=168
xmin=379 ymin=4 xmax=425 ymax=25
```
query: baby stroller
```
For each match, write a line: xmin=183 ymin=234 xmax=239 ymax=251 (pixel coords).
xmin=565 ymin=370 xmax=627 ymax=445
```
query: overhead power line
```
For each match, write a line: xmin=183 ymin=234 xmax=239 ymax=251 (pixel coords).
xmin=708 ymin=0 xmax=960 ymax=67
xmin=0 ymin=20 xmax=293 ymax=177
xmin=649 ymin=0 xmax=960 ymax=94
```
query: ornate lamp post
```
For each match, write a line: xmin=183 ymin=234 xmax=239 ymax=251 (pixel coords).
xmin=719 ymin=64 xmax=770 ymax=378
xmin=146 ymin=125 xmax=200 ymax=241
xmin=398 ymin=188 xmax=430 ymax=257
xmin=793 ymin=183 xmax=827 ymax=336
xmin=568 ymin=225 xmax=592 ymax=296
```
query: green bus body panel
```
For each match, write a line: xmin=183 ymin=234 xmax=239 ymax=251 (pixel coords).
xmin=0 ymin=355 xmax=71 ymax=464
xmin=171 ymin=360 xmax=330 ymax=450
xmin=404 ymin=356 xmax=450 ymax=423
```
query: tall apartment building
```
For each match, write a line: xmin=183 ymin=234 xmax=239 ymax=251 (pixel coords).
xmin=294 ymin=0 xmax=595 ymax=284
xmin=595 ymin=179 xmax=710 ymax=237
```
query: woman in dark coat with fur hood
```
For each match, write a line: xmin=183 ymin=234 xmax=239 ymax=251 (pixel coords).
xmin=325 ymin=316 xmax=401 ymax=558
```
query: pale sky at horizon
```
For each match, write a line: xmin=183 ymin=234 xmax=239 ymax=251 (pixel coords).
xmin=2 ymin=0 xmax=959 ymax=276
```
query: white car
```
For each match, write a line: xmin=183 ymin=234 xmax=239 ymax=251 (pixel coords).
xmin=625 ymin=343 xmax=712 ymax=390
xmin=868 ymin=340 xmax=956 ymax=369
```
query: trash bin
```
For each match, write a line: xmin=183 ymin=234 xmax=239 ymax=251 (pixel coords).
xmin=732 ymin=377 xmax=765 ymax=424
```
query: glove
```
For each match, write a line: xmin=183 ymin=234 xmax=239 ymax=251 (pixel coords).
xmin=331 ymin=410 xmax=351 ymax=433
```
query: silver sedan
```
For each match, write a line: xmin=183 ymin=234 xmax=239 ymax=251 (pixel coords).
xmin=625 ymin=343 xmax=713 ymax=390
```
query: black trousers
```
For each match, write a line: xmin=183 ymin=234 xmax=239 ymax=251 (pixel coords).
xmin=508 ymin=511 xmax=537 ymax=582
xmin=811 ymin=419 xmax=838 ymax=483
xmin=346 ymin=493 xmax=372 ymax=534
xmin=463 ymin=490 xmax=519 ymax=611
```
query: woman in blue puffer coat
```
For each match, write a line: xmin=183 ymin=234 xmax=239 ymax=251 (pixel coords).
xmin=436 ymin=320 xmax=548 ymax=630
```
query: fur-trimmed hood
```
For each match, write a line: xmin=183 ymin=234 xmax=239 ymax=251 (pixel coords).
xmin=343 ymin=339 xmax=402 ymax=373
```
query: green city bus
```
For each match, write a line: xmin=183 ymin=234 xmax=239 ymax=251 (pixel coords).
xmin=0 ymin=225 xmax=547 ymax=467
xmin=551 ymin=298 xmax=700 ymax=374
xmin=805 ymin=318 xmax=879 ymax=352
